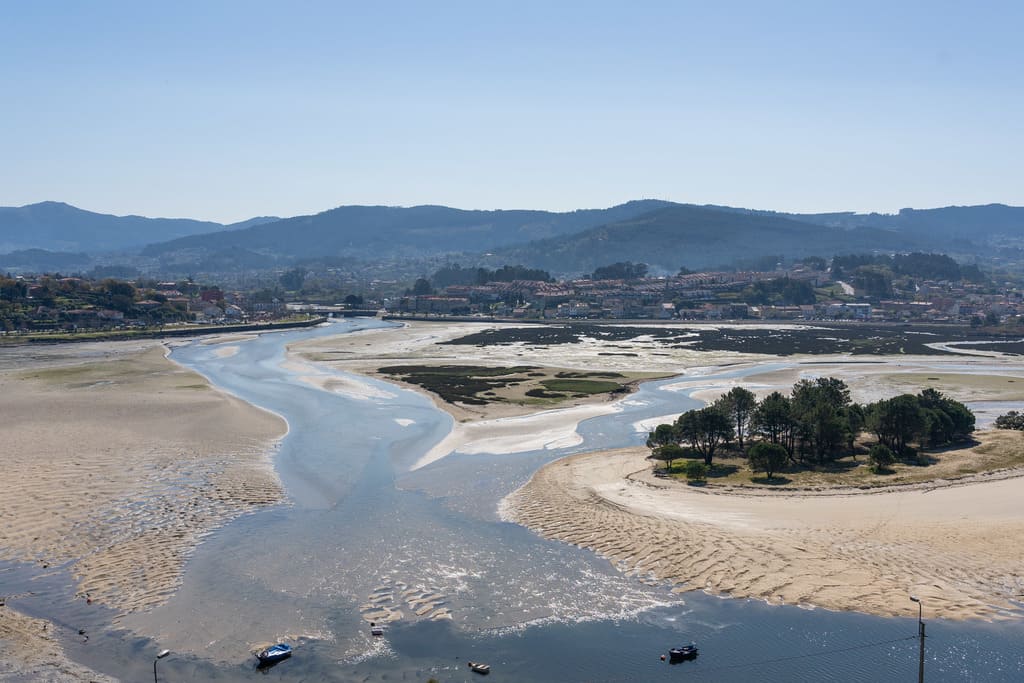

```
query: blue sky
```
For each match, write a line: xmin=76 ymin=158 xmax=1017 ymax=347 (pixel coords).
xmin=2 ymin=1 xmax=1021 ymax=222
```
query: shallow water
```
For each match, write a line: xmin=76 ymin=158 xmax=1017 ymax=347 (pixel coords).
xmin=8 ymin=319 xmax=1024 ymax=681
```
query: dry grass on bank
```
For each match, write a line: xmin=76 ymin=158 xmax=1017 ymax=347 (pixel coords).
xmin=658 ymin=430 xmax=1024 ymax=490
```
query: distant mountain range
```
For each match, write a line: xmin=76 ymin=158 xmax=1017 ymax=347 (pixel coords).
xmin=1 ymin=199 xmax=1022 ymax=276
xmin=710 ymin=204 xmax=1024 ymax=244
xmin=0 ymin=201 xmax=279 ymax=253
xmin=139 ymin=200 xmax=676 ymax=260
xmin=492 ymin=204 xmax=928 ymax=273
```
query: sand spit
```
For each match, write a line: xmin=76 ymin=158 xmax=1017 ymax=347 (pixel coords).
xmin=0 ymin=341 xmax=287 ymax=675
xmin=503 ymin=447 xmax=1024 ymax=621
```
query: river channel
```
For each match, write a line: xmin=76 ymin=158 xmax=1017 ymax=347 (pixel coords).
xmin=7 ymin=318 xmax=1024 ymax=682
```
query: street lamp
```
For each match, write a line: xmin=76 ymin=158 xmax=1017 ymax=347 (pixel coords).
xmin=153 ymin=649 xmax=170 ymax=683
xmin=909 ymin=596 xmax=924 ymax=683
xmin=909 ymin=595 xmax=922 ymax=625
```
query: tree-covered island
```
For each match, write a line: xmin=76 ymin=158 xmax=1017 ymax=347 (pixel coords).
xmin=646 ymin=379 xmax=993 ymax=487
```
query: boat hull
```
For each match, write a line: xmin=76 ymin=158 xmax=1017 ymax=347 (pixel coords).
xmin=256 ymin=644 xmax=292 ymax=664
xmin=668 ymin=646 xmax=698 ymax=662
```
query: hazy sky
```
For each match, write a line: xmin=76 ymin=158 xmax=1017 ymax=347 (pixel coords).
xmin=2 ymin=1 xmax=1022 ymax=222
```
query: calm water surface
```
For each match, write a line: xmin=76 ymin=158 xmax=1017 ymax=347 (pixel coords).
xmin=7 ymin=319 xmax=1024 ymax=681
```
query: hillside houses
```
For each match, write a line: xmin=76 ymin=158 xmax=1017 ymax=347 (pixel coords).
xmin=392 ymin=267 xmax=1023 ymax=324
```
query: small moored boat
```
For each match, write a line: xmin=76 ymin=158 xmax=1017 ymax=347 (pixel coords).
xmin=370 ymin=624 xmax=385 ymax=636
xmin=468 ymin=661 xmax=491 ymax=674
xmin=256 ymin=643 xmax=292 ymax=664
xmin=668 ymin=643 xmax=698 ymax=661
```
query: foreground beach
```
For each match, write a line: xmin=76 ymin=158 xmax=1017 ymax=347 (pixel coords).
xmin=502 ymin=443 xmax=1024 ymax=621
xmin=0 ymin=341 xmax=286 ymax=680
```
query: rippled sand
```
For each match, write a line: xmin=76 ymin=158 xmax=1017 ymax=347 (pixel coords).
xmin=503 ymin=444 xmax=1024 ymax=621
xmin=0 ymin=341 xmax=287 ymax=679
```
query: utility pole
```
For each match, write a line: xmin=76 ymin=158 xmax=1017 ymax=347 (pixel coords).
xmin=910 ymin=596 xmax=925 ymax=683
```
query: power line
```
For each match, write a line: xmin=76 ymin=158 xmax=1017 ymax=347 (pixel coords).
xmin=693 ymin=635 xmax=918 ymax=675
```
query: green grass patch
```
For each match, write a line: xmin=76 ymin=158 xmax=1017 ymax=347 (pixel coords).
xmin=540 ymin=379 xmax=622 ymax=394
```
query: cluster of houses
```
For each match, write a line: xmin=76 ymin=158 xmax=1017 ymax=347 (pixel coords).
xmin=7 ymin=265 xmax=1024 ymax=333
xmin=5 ymin=277 xmax=289 ymax=332
xmin=390 ymin=268 xmax=1024 ymax=324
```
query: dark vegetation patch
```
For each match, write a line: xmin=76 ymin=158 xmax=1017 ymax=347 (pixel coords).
xmin=378 ymin=364 xmax=636 ymax=406
xmin=525 ymin=388 xmax=565 ymax=399
xmin=943 ymin=340 xmax=1024 ymax=356
xmin=554 ymin=371 xmax=625 ymax=379
xmin=377 ymin=364 xmax=538 ymax=405
xmin=441 ymin=323 xmax=1021 ymax=357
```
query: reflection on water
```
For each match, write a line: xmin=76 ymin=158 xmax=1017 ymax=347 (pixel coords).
xmin=17 ymin=320 xmax=1024 ymax=681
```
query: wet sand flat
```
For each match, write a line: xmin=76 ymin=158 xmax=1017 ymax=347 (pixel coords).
xmin=0 ymin=341 xmax=287 ymax=679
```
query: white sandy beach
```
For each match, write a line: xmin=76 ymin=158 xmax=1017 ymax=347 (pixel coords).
xmin=502 ymin=445 xmax=1024 ymax=621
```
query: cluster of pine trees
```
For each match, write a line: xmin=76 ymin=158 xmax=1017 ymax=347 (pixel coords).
xmin=647 ymin=379 xmax=974 ymax=477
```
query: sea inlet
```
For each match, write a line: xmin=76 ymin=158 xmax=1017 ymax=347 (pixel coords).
xmin=6 ymin=318 xmax=1022 ymax=682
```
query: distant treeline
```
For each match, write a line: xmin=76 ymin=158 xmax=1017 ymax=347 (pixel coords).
xmin=831 ymin=252 xmax=985 ymax=283
xmin=430 ymin=264 xmax=553 ymax=289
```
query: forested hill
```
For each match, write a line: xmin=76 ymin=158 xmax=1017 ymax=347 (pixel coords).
xmin=5 ymin=200 xmax=1021 ymax=274
xmin=140 ymin=200 xmax=676 ymax=260
xmin=708 ymin=204 xmax=1024 ymax=246
xmin=0 ymin=201 xmax=279 ymax=253
xmin=492 ymin=204 xmax=925 ymax=275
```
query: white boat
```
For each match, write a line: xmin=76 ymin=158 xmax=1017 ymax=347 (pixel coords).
xmin=468 ymin=661 xmax=490 ymax=674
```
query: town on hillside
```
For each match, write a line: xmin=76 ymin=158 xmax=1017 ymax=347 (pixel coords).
xmin=1 ymin=253 xmax=1022 ymax=334
xmin=393 ymin=256 xmax=1020 ymax=325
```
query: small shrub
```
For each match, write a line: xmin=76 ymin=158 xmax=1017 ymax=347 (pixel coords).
xmin=994 ymin=410 xmax=1024 ymax=430
xmin=869 ymin=444 xmax=896 ymax=473
xmin=525 ymin=388 xmax=563 ymax=398
xmin=747 ymin=441 xmax=789 ymax=479
xmin=685 ymin=460 xmax=708 ymax=482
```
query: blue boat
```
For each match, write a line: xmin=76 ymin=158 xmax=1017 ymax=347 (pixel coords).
xmin=256 ymin=643 xmax=292 ymax=664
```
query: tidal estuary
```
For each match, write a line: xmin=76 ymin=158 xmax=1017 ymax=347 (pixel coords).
xmin=4 ymin=319 xmax=1023 ymax=681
